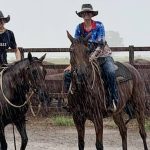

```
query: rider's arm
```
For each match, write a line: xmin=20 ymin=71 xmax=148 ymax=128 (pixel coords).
xmin=74 ymin=24 xmax=81 ymax=39
xmin=89 ymin=22 xmax=106 ymax=61
xmin=96 ymin=22 xmax=105 ymax=44
xmin=9 ymin=31 xmax=21 ymax=61
xmin=14 ymin=48 xmax=21 ymax=61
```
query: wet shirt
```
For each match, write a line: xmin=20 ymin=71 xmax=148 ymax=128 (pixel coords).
xmin=74 ymin=20 xmax=105 ymax=43
xmin=0 ymin=29 xmax=17 ymax=64
xmin=75 ymin=20 xmax=111 ymax=57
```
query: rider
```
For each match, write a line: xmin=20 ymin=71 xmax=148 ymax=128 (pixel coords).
xmin=0 ymin=10 xmax=21 ymax=66
xmin=64 ymin=4 xmax=119 ymax=112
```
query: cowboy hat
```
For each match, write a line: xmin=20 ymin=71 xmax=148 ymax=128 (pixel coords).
xmin=76 ymin=4 xmax=98 ymax=18
xmin=0 ymin=10 xmax=10 ymax=23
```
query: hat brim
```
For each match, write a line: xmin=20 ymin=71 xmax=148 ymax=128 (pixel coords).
xmin=0 ymin=15 xmax=10 ymax=23
xmin=76 ymin=11 xmax=98 ymax=17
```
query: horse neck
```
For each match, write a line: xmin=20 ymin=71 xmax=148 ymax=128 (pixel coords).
xmin=2 ymin=59 xmax=30 ymax=91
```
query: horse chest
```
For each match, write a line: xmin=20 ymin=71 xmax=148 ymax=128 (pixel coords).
xmin=1 ymin=105 xmax=28 ymax=125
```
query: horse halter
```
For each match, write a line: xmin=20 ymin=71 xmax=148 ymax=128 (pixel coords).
xmin=26 ymin=60 xmax=46 ymax=94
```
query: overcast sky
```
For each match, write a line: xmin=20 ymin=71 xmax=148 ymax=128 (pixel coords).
xmin=1 ymin=0 xmax=150 ymax=48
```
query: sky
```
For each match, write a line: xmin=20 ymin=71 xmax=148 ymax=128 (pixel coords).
xmin=1 ymin=0 xmax=150 ymax=48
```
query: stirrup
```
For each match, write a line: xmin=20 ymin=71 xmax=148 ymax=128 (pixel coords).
xmin=107 ymin=100 xmax=117 ymax=112
xmin=113 ymin=100 xmax=117 ymax=112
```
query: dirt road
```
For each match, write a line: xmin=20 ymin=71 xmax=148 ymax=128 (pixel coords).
xmin=5 ymin=117 xmax=150 ymax=150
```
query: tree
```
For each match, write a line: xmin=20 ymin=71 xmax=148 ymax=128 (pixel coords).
xmin=106 ymin=31 xmax=124 ymax=47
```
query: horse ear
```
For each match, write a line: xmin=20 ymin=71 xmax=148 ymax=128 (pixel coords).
xmin=28 ymin=52 xmax=33 ymax=62
xmin=67 ymin=30 xmax=74 ymax=43
xmin=39 ymin=53 xmax=46 ymax=62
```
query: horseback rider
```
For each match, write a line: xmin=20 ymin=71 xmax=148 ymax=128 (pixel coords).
xmin=64 ymin=4 xmax=119 ymax=112
xmin=0 ymin=10 xmax=21 ymax=66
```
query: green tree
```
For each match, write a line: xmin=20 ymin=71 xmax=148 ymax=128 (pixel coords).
xmin=106 ymin=31 xmax=124 ymax=47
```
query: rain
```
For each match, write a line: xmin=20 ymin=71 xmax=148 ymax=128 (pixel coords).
xmin=1 ymin=0 xmax=150 ymax=150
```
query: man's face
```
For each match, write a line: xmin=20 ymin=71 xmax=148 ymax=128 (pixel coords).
xmin=81 ymin=11 xmax=93 ymax=20
xmin=0 ymin=19 xmax=5 ymax=29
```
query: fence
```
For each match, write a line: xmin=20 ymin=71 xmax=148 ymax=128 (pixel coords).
xmin=7 ymin=46 xmax=150 ymax=115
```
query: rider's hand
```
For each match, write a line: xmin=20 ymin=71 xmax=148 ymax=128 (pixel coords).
xmin=89 ymin=55 xmax=95 ymax=62
xmin=98 ymin=39 xmax=105 ymax=48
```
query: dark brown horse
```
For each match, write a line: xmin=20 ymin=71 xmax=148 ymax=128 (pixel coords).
xmin=0 ymin=52 xmax=49 ymax=150
xmin=67 ymin=31 xmax=148 ymax=150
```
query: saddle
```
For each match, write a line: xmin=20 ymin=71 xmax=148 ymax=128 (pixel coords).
xmin=115 ymin=61 xmax=132 ymax=83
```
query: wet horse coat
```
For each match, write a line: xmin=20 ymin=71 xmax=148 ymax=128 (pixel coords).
xmin=0 ymin=52 xmax=49 ymax=150
xmin=67 ymin=31 xmax=148 ymax=150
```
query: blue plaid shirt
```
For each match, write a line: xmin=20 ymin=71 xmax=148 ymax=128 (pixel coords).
xmin=74 ymin=20 xmax=105 ymax=43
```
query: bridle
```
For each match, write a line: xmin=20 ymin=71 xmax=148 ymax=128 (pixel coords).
xmin=26 ymin=60 xmax=45 ymax=94
xmin=69 ymin=39 xmax=101 ymax=90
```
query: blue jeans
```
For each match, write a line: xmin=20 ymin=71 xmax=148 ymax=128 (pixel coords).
xmin=98 ymin=56 xmax=119 ymax=104
xmin=63 ymin=56 xmax=119 ymax=104
xmin=64 ymin=70 xmax=72 ymax=92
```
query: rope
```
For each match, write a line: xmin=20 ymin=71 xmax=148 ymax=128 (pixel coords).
xmin=0 ymin=68 xmax=34 ymax=108
xmin=29 ymin=101 xmax=41 ymax=117
xmin=90 ymin=61 xmax=96 ymax=89
xmin=90 ymin=60 xmax=107 ymax=109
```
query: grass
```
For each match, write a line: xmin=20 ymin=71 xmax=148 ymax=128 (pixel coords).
xmin=49 ymin=115 xmax=150 ymax=130
xmin=145 ymin=119 xmax=150 ymax=131
xmin=51 ymin=115 xmax=74 ymax=126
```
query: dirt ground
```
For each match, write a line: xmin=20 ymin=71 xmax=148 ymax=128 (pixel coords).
xmin=4 ymin=116 xmax=150 ymax=150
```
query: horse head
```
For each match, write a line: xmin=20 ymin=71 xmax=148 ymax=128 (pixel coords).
xmin=67 ymin=31 xmax=91 ymax=68
xmin=25 ymin=52 xmax=50 ymax=112
xmin=67 ymin=31 xmax=95 ymax=92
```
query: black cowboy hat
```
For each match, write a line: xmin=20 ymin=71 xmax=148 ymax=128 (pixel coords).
xmin=0 ymin=10 xmax=10 ymax=23
xmin=76 ymin=4 xmax=98 ymax=18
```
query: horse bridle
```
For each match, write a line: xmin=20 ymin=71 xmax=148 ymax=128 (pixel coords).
xmin=26 ymin=60 xmax=45 ymax=94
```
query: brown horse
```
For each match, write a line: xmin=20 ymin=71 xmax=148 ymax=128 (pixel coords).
xmin=0 ymin=52 xmax=49 ymax=150
xmin=67 ymin=31 xmax=148 ymax=150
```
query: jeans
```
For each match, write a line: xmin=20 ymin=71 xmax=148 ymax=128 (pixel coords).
xmin=64 ymin=70 xmax=72 ymax=92
xmin=63 ymin=56 xmax=119 ymax=105
xmin=98 ymin=56 xmax=119 ymax=104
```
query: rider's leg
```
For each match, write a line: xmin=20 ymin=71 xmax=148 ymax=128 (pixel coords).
xmin=64 ymin=70 xmax=72 ymax=93
xmin=62 ymin=70 xmax=72 ymax=111
xmin=100 ymin=56 xmax=119 ymax=111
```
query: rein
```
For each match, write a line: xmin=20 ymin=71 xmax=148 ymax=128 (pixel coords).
xmin=90 ymin=61 xmax=96 ymax=89
xmin=72 ymin=61 xmax=100 ymax=90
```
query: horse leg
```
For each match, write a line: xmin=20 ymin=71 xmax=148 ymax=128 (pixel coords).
xmin=135 ymin=108 xmax=148 ymax=150
xmin=73 ymin=114 xmax=86 ymax=150
xmin=113 ymin=113 xmax=127 ymax=150
xmin=14 ymin=117 xmax=28 ymax=150
xmin=0 ymin=128 xmax=7 ymax=150
xmin=93 ymin=116 xmax=104 ymax=150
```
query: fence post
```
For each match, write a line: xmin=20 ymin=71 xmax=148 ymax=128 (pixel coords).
xmin=18 ymin=47 xmax=24 ymax=59
xmin=129 ymin=45 xmax=134 ymax=65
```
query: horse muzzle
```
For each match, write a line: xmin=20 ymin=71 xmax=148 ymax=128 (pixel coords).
xmin=37 ymin=90 xmax=50 ymax=114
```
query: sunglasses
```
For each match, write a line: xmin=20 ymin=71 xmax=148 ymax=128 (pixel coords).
xmin=0 ymin=19 xmax=4 ymax=22
xmin=82 ymin=11 xmax=92 ymax=16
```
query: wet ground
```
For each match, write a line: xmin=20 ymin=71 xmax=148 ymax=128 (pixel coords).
xmin=5 ymin=117 xmax=150 ymax=150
